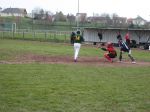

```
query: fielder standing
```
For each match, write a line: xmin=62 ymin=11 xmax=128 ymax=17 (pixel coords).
xmin=74 ymin=30 xmax=84 ymax=62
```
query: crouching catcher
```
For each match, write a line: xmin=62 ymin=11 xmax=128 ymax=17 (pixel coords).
xmin=98 ymin=42 xmax=117 ymax=62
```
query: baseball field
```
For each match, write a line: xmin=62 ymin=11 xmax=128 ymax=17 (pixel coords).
xmin=0 ymin=39 xmax=150 ymax=112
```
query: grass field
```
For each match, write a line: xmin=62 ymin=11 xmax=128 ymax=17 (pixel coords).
xmin=0 ymin=39 xmax=150 ymax=112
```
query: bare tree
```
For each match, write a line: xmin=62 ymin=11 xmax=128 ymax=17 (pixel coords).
xmin=55 ymin=11 xmax=66 ymax=22
xmin=45 ymin=11 xmax=53 ymax=23
xmin=33 ymin=7 xmax=45 ymax=20
xmin=67 ymin=14 xmax=75 ymax=24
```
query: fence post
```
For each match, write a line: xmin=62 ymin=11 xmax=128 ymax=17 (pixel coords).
xmin=65 ymin=32 xmax=67 ymax=42
xmin=23 ymin=31 xmax=24 ymax=39
xmin=33 ymin=32 xmax=35 ymax=40
xmin=54 ymin=31 xmax=56 ymax=41
xmin=2 ymin=31 xmax=4 ymax=39
xmin=12 ymin=31 xmax=14 ymax=39
xmin=45 ymin=32 xmax=47 ymax=40
xmin=49 ymin=32 xmax=51 ymax=40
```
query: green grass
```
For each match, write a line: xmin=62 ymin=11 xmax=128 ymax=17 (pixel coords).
xmin=0 ymin=39 xmax=150 ymax=112
xmin=0 ymin=39 xmax=150 ymax=61
xmin=0 ymin=39 xmax=101 ymax=61
xmin=0 ymin=64 xmax=150 ymax=112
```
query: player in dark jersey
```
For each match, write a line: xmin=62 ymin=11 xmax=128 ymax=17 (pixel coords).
xmin=73 ymin=30 xmax=84 ymax=62
xmin=117 ymin=35 xmax=136 ymax=64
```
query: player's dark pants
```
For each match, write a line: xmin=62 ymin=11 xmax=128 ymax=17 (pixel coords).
xmin=119 ymin=48 xmax=135 ymax=62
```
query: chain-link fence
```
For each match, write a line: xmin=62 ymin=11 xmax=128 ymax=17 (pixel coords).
xmin=0 ymin=29 xmax=72 ymax=43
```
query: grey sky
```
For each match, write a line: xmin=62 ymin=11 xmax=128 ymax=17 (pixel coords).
xmin=0 ymin=0 xmax=150 ymax=20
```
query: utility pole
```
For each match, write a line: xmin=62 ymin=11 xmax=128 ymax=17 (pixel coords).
xmin=32 ymin=10 xmax=33 ymax=31
xmin=77 ymin=0 xmax=79 ymax=29
xmin=78 ymin=0 xmax=79 ymax=14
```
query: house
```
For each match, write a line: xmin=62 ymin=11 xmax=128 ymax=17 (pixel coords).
xmin=76 ymin=13 xmax=87 ymax=23
xmin=0 ymin=8 xmax=27 ymax=17
xmin=112 ymin=17 xmax=127 ymax=26
xmin=87 ymin=16 xmax=109 ymax=24
xmin=132 ymin=16 xmax=147 ymax=26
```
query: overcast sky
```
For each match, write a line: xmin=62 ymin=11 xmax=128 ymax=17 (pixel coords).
xmin=1 ymin=0 xmax=150 ymax=20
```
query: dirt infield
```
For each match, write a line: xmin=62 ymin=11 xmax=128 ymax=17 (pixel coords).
xmin=0 ymin=53 xmax=150 ymax=67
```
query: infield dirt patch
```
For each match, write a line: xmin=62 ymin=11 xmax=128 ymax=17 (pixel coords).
xmin=0 ymin=53 xmax=149 ymax=67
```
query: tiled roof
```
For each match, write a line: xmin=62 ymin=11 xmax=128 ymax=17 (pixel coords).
xmin=2 ymin=8 xmax=27 ymax=14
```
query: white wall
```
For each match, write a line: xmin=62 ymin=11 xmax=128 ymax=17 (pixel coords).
xmin=83 ymin=28 xmax=150 ymax=44
xmin=0 ymin=13 xmax=25 ymax=17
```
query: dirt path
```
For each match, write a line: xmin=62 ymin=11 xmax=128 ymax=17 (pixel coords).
xmin=0 ymin=54 xmax=150 ymax=67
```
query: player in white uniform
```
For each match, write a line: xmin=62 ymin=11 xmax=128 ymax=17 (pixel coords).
xmin=73 ymin=31 xmax=84 ymax=62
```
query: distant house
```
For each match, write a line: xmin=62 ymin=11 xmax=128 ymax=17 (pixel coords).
xmin=87 ymin=16 xmax=108 ymax=24
xmin=127 ymin=18 xmax=133 ymax=24
xmin=0 ymin=8 xmax=27 ymax=17
xmin=76 ymin=13 xmax=87 ymax=23
xmin=112 ymin=17 xmax=127 ymax=25
xmin=132 ymin=16 xmax=147 ymax=26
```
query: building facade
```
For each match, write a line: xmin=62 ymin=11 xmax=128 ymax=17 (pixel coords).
xmin=0 ymin=8 xmax=27 ymax=17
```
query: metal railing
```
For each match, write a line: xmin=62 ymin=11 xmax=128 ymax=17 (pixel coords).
xmin=0 ymin=29 xmax=72 ymax=43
